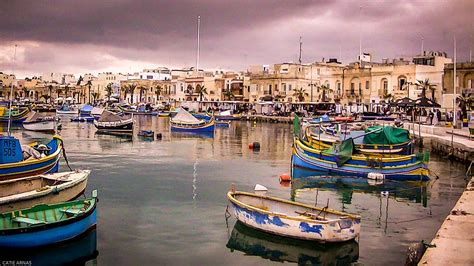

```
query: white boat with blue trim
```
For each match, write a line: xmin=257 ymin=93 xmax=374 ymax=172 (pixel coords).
xmin=227 ymin=190 xmax=361 ymax=243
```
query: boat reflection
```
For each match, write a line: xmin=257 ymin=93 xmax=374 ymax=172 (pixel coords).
xmin=291 ymin=167 xmax=428 ymax=206
xmin=226 ymin=221 xmax=359 ymax=265
xmin=171 ymin=131 xmax=214 ymax=139
xmin=0 ymin=227 xmax=98 ymax=265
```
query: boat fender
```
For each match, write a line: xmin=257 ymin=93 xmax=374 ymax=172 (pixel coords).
xmin=254 ymin=184 xmax=268 ymax=191
xmin=52 ymin=187 xmax=60 ymax=194
xmin=381 ymin=191 xmax=389 ymax=197
xmin=249 ymin=142 xmax=260 ymax=150
xmin=368 ymin=172 xmax=385 ymax=180
xmin=156 ymin=133 xmax=163 ymax=140
xmin=279 ymin=173 xmax=291 ymax=182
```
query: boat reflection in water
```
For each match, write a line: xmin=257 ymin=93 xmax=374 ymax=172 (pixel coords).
xmin=0 ymin=227 xmax=98 ymax=265
xmin=227 ymin=221 xmax=359 ymax=265
xmin=291 ymin=167 xmax=428 ymax=206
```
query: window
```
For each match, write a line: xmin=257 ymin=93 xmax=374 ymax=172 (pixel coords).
xmin=317 ymin=69 xmax=320 ymax=75
xmin=398 ymin=77 xmax=406 ymax=90
xmin=147 ymin=75 xmax=153 ymax=79
xmin=365 ymin=80 xmax=369 ymax=90
xmin=288 ymin=84 xmax=292 ymax=91
xmin=350 ymin=83 xmax=355 ymax=95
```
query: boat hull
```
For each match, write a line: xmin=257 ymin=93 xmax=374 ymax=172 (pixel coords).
xmin=0 ymin=108 xmax=30 ymax=123
xmin=23 ymin=120 xmax=56 ymax=132
xmin=0 ymin=207 xmax=96 ymax=248
xmin=170 ymin=118 xmax=215 ymax=133
xmin=0 ymin=137 xmax=62 ymax=180
xmin=94 ymin=119 xmax=133 ymax=134
xmin=228 ymin=191 xmax=361 ymax=243
xmin=0 ymin=170 xmax=89 ymax=213
xmin=56 ymin=110 xmax=78 ymax=115
xmin=291 ymin=143 xmax=429 ymax=181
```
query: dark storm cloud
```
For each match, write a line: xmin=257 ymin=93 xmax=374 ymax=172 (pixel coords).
xmin=0 ymin=0 xmax=473 ymax=77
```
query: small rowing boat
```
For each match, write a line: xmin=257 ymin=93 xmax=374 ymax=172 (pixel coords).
xmin=0 ymin=190 xmax=98 ymax=248
xmin=94 ymin=110 xmax=133 ymax=135
xmin=170 ymin=108 xmax=215 ymax=133
xmin=22 ymin=111 xmax=57 ymax=132
xmin=0 ymin=170 xmax=89 ymax=213
xmin=227 ymin=190 xmax=361 ymax=243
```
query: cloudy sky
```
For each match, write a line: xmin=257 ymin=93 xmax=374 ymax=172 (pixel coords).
xmin=0 ymin=0 xmax=472 ymax=78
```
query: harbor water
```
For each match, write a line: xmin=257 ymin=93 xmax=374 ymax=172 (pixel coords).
xmin=3 ymin=116 xmax=469 ymax=265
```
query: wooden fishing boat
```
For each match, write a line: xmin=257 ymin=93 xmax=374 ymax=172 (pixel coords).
xmin=22 ymin=111 xmax=57 ymax=132
xmin=227 ymin=190 xmax=361 ymax=243
xmin=215 ymin=110 xmax=242 ymax=121
xmin=307 ymin=126 xmax=414 ymax=155
xmin=0 ymin=170 xmax=89 ymax=213
xmin=138 ymin=130 xmax=154 ymax=138
xmin=170 ymin=108 xmax=215 ymax=133
xmin=292 ymin=137 xmax=429 ymax=181
xmin=70 ymin=115 xmax=94 ymax=122
xmin=0 ymin=190 xmax=98 ymax=248
xmin=226 ymin=221 xmax=359 ymax=265
xmin=0 ymin=106 xmax=30 ymax=123
xmin=118 ymin=104 xmax=157 ymax=116
xmin=0 ymin=135 xmax=63 ymax=180
xmin=56 ymin=104 xmax=78 ymax=115
xmin=93 ymin=110 xmax=133 ymax=135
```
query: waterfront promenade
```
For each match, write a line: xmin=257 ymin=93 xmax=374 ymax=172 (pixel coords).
xmin=418 ymin=177 xmax=474 ymax=265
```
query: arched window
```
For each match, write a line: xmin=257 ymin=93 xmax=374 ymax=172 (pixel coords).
xmin=381 ymin=78 xmax=388 ymax=96
xmin=398 ymin=75 xmax=407 ymax=90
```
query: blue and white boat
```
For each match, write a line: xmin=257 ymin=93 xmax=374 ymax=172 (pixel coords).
xmin=170 ymin=108 xmax=215 ymax=133
xmin=227 ymin=190 xmax=361 ymax=243
xmin=0 ymin=190 xmax=98 ymax=248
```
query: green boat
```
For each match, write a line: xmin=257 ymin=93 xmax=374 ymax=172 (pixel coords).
xmin=0 ymin=190 xmax=98 ymax=248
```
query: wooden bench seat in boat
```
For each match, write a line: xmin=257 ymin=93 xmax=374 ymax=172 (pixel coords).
xmin=12 ymin=217 xmax=46 ymax=226
xmin=60 ymin=208 xmax=84 ymax=216
xmin=295 ymin=211 xmax=327 ymax=221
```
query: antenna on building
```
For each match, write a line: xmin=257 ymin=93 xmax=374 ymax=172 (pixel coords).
xmin=196 ymin=15 xmax=201 ymax=76
xmin=299 ymin=36 xmax=302 ymax=64
xmin=421 ymin=36 xmax=424 ymax=55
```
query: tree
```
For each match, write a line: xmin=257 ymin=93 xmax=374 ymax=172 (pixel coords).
xmin=223 ymin=88 xmax=234 ymax=101
xmin=64 ymin=84 xmax=70 ymax=98
xmin=86 ymin=80 xmax=93 ymax=104
xmin=22 ymin=87 xmax=29 ymax=99
xmin=416 ymin=79 xmax=436 ymax=99
xmin=154 ymin=85 xmax=163 ymax=102
xmin=195 ymin=84 xmax=208 ymax=102
xmin=121 ymin=84 xmax=129 ymax=102
xmin=138 ymin=85 xmax=148 ymax=102
xmin=456 ymin=92 xmax=474 ymax=120
xmin=317 ymin=84 xmax=333 ymax=102
xmin=105 ymin=83 xmax=113 ymax=101
xmin=91 ymin=92 xmax=99 ymax=104
xmin=128 ymin=83 xmax=138 ymax=104
xmin=48 ymin=85 xmax=54 ymax=103
xmin=293 ymin=87 xmax=308 ymax=102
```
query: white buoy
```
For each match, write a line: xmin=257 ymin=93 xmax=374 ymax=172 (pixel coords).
xmin=368 ymin=172 xmax=385 ymax=180
xmin=381 ymin=191 xmax=389 ymax=197
xmin=254 ymin=184 xmax=268 ymax=191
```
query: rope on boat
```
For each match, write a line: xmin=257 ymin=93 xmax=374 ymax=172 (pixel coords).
xmin=58 ymin=138 xmax=73 ymax=171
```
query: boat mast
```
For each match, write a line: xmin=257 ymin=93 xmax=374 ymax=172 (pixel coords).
xmin=196 ymin=15 xmax=201 ymax=76
xmin=7 ymin=44 xmax=17 ymax=137
xmin=453 ymin=36 xmax=457 ymax=126
xmin=299 ymin=36 xmax=302 ymax=64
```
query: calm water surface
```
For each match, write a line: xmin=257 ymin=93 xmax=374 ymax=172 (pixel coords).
xmin=4 ymin=116 xmax=469 ymax=265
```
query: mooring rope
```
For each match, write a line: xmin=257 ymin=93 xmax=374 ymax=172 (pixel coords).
xmin=59 ymin=138 xmax=73 ymax=171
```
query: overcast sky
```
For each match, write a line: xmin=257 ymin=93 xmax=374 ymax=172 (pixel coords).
xmin=0 ymin=0 xmax=472 ymax=78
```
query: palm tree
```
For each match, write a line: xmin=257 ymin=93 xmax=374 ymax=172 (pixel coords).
xmin=138 ymin=85 xmax=148 ymax=102
xmin=223 ymin=88 xmax=234 ymax=101
xmin=318 ymin=84 xmax=333 ymax=102
xmin=48 ymin=85 xmax=54 ymax=103
xmin=154 ymin=85 xmax=163 ymax=102
xmin=121 ymin=84 xmax=129 ymax=102
xmin=128 ymin=83 xmax=138 ymax=104
xmin=105 ymin=83 xmax=113 ymax=101
xmin=195 ymin=84 xmax=208 ymax=102
xmin=456 ymin=92 xmax=474 ymax=120
xmin=416 ymin=79 xmax=436 ymax=99
xmin=91 ymin=92 xmax=99 ymax=104
xmin=22 ymin=87 xmax=29 ymax=99
xmin=293 ymin=87 xmax=308 ymax=102
xmin=85 ymin=80 xmax=92 ymax=104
